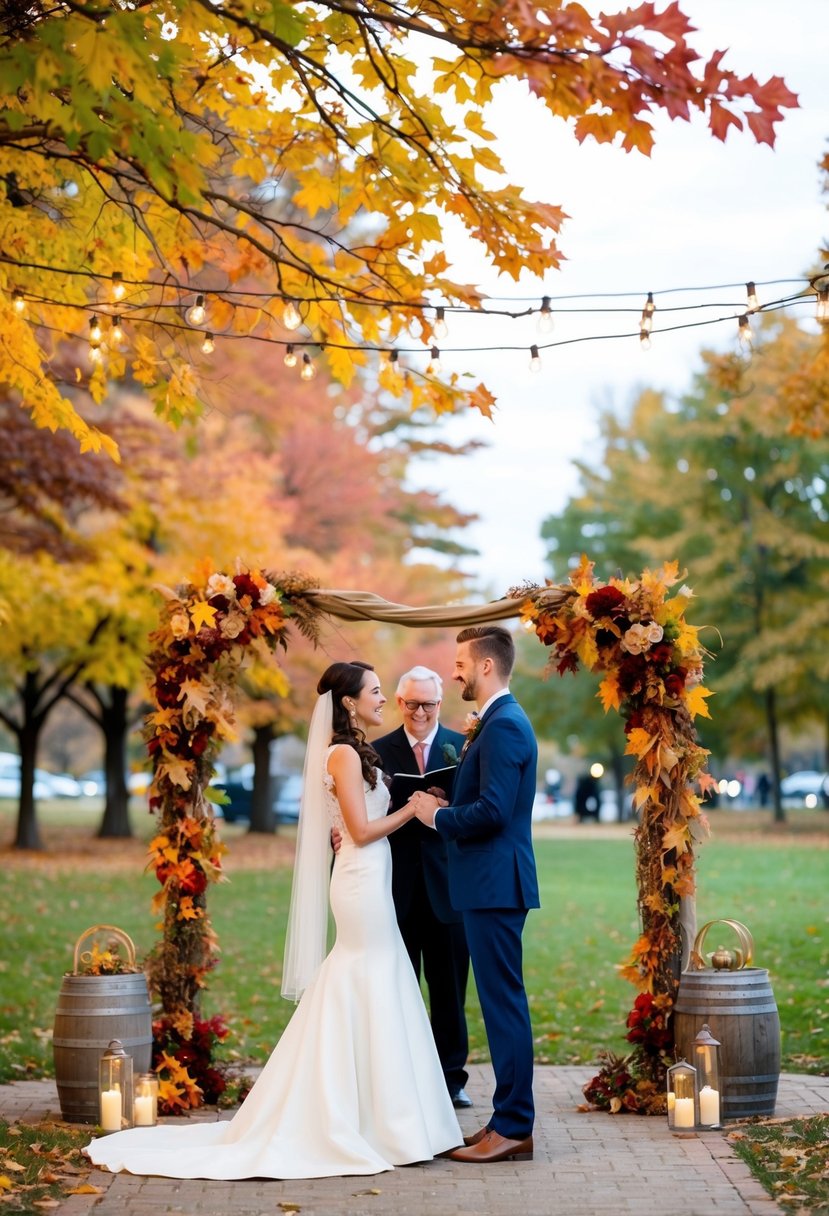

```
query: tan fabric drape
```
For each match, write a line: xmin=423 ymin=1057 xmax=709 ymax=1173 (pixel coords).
xmin=304 ymin=586 xmax=569 ymax=628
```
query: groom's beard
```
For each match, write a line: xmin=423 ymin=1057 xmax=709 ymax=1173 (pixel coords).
xmin=457 ymin=678 xmax=477 ymax=702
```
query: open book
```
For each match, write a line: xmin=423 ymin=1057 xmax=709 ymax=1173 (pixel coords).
xmin=389 ymin=764 xmax=456 ymax=807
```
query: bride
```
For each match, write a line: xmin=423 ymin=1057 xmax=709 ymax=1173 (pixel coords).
xmin=85 ymin=661 xmax=462 ymax=1179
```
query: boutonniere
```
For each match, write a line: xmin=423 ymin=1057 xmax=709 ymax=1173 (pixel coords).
xmin=460 ymin=712 xmax=482 ymax=756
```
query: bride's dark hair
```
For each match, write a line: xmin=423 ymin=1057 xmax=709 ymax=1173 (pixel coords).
xmin=317 ymin=661 xmax=381 ymax=788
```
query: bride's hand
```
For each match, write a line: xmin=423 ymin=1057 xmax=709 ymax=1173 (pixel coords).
xmin=409 ymin=791 xmax=447 ymax=825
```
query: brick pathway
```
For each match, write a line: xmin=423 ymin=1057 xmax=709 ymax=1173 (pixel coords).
xmin=3 ymin=1067 xmax=828 ymax=1216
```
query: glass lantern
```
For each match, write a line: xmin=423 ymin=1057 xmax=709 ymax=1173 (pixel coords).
xmin=98 ymin=1039 xmax=134 ymax=1133
xmin=133 ymin=1073 xmax=159 ymax=1127
xmin=667 ymin=1059 xmax=698 ymax=1132
xmin=693 ymin=1024 xmax=722 ymax=1128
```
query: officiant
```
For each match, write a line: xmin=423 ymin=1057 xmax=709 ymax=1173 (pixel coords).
xmin=372 ymin=665 xmax=472 ymax=1109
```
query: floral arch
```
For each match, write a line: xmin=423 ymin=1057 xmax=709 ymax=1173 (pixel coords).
xmin=144 ymin=557 xmax=713 ymax=1113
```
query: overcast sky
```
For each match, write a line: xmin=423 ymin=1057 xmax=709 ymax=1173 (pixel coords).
xmin=406 ymin=0 xmax=829 ymax=598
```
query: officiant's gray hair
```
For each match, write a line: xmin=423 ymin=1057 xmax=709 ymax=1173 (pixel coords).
xmin=396 ymin=665 xmax=443 ymax=698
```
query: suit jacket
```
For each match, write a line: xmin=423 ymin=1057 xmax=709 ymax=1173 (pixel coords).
xmin=372 ymin=723 xmax=465 ymax=924
xmin=435 ymin=693 xmax=539 ymax=912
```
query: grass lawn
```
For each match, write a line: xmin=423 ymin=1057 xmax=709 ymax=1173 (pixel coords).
xmin=0 ymin=802 xmax=827 ymax=1084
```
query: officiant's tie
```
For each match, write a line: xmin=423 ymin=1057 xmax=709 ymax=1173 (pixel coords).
xmin=413 ymin=741 xmax=426 ymax=774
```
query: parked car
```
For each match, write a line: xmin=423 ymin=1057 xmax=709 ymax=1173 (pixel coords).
xmin=274 ymin=774 xmax=302 ymax=822
xmin=780 ymin=770 xmax=828 ymax=806
xmin=0 ymin=755 xmax=63 ymax=800
xmin=46 ymin=772 xmax=84 ymax=798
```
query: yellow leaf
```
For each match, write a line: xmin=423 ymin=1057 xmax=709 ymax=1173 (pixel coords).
xmin=0 ymin=1176 xmax=15 ymax=1192
xmin=625 ymin=728 xmax=657 ymax=759
xmin=661 ymin=822 xmax=691 ymax=855
xmin=598 ymin=674 xmax=620 ymax=712
xmin=684 ymin=685 xmax=713 ymax=719
xmin=189 ymin=601 xmax=218 ymax=631
xmin=66 ymin=1184 xmax=103 ymax=1195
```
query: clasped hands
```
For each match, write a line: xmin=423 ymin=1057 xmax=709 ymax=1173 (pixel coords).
xmin=410 ymin=787 xmax=448 ymax=826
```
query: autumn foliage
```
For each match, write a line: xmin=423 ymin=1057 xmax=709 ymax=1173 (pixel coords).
xmin=0 ymin=1 xmax=798 ymax=451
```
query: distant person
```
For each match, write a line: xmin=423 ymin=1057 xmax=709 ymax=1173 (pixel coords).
xmin=755 ymin=772 xmax=771 ymax=808
xmin=372 ymin=665 xmax=471 ymax=1110
xmin=574 ymin=773 xmax=600 ymax=822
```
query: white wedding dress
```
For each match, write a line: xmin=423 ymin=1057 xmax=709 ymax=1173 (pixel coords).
xmin=85 ymin=750 xmax=462 ymax=1179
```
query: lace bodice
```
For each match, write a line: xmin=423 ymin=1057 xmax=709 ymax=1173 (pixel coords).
xmin=323 ymin=745 xmax=390 ymax=838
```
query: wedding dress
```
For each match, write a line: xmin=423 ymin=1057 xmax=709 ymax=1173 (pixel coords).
xmin=84 ymin=747 xmax=462 ymax=1179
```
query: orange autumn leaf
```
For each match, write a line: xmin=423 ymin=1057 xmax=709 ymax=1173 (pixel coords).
xmin=189 ymin=600 xmax=218 ymax=631
xmin=598 ymin=673 xmax=621 ymax=711
xmin=684 ymin=685 xmax=713 ymax=719
xmin=661 ymin=822 xmax=691 ymax=855
xmin=625 ymin=728 xmax=657 ymax=759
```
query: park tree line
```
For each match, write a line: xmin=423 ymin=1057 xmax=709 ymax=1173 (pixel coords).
xmin=0 ymin=335 xmax=476 ymax=850
xmin=514 ymin=314 xmax=829 ymax=821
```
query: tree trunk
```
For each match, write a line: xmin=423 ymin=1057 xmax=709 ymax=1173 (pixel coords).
xmin=97 ymin=686 xmax=133 ymax=839
xmin=13 ymin=675 xmax=44 ymax=851
xmin=766 ymin=686 xmax=785 ymax=823
xmin=248 ymin=725 xmax=276 ymax=834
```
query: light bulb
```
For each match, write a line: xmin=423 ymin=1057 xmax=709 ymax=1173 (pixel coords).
xmin=428 ymin=345 xmax=442 ymax=374
xmin=12 ymin=289 xmax=25 ymax=314
xmin=300 ymin=352 xmax=316 ymax=381
xmin=746 ymin=281 xmax=759 ymax=312
xmin=110 ymin=316 xmax=124 ymax=346
xmin=537 ymin=296 xmax=554 ymax=334
xmin=737 ymin=314 xmax=752 ymax=351
xmin=640 ymin=328 xmax=652 ymax=351
xmin=111 ymin=272 xmax=126 ymax=302
xmin=640 ymin=291 xmax=655 ymax=335
xmin=186 ymin=294 xmax=206 ymax=326
xmin=283 ymin=343 xmax=298 ymax=368
xmin=283 ymin=300 xmax=302 ymax=330
xmin=89 ymin=344 xmax=103 ymax=364
xmin=201 ymin=332 xmax=215 ymax=355
xmin=388 ymin=349 xmax=399 ymax=367
xmin=89 ymin=315 xmax=102 ymax=345
xmin=816 ymin=289 xmax=829 ymax=325
xmin=529 ymin=344 xmax=541 ymax=373
xmin=433 ymin=307 xmax=448 ymax=339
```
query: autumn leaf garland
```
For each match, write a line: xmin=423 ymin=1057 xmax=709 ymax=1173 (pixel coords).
xmin=520 ymin=556 xmax=715 ymax=1102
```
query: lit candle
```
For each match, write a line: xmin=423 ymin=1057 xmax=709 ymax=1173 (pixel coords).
xmin=699 ymin=1085 xmax=720 ymax=1125
xmin=134 ymin=1095 xmax=155 ymax=1126
xmin=667 ymin=1091 xmax=676 ymax=1113
xmin=100 ymin=1088 xmax=122 ymax=1132
xmin=674 ymin=1096 xmax=695 ymax=1128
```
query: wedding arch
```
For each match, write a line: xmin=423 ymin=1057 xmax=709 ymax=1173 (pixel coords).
xmin=143 ymin=557 xmax=713 ymax=1113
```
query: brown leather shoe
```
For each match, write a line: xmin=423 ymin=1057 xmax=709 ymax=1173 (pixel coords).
xmin=449 ymin=1130 xmax=533 ymax=1163
xmin=463 ymin=1125 xmax=489 ymax=1147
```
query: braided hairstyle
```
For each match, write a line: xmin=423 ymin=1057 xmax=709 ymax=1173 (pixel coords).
xmin=317 ymin=661 xmax=381 ymax=787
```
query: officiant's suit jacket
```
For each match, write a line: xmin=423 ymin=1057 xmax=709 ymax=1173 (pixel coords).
xmin=372 ymin=723 xmax=465 ymax=925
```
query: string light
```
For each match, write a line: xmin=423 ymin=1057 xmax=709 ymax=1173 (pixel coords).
xmin=428 ymin=345 xmax=442 ymax=373
xmin=746 ymin=281 xmax=759 ymax=312
xmin=529 ymin=344 xmax=542 ymax=372
xmin=433 ymin=306 xmax=448 ymax=339
xmin=300 ymin=352 xmax=317 ymax=380
xmin=639 ymin=327 xmax=652 ymax=351
xmin=283 ymin=343 xmax=298 ymax=367
xmin=110 ymin=316 xmax=124 ymax=346
xmin=387 ymin=349 xmax=399 ymax=366
xmin=111 ymin=272 xmax=126 ymax=303
xmin=283 ymin=300 xmax=302 ymax=330
xmin=201 ymin=332 xmax=215 ymax=355
xmin=89 ymin=344 xmax=104 ymax=364
xmin=737 ymin=313 xmax=753 ymax=351
xmin=89 ymin=315 xmax=102 ymax=346
xmin=186 ymin=294 xmax=206 ymax=326
xmin=537 ymin=295 xmax=554 ymax=334
xmin=640 ymin=291 xmax=655 ymax=334
xmin=12 ymin=289 xmax=25 ymax=314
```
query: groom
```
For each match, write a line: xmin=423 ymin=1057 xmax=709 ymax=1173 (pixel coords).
xmin=414 ymin=625 xmax=539 ymax=1164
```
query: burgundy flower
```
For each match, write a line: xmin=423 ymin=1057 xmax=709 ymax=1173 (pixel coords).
xmin=617 ymin=653 xmax=647 ymax=696
xmin=556 ymin=651 xmax=579 ymax=676
xmin=233 ymin=573 xmax=260 ymax=603
xmin=664 ymin=670 xmax=687 ymax=698
xmin=649 ymin=642 xmax=674 ymax=668
xmin=585 ymin=585 xmax=627 ymax=619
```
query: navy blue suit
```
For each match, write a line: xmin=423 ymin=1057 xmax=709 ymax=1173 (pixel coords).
xmin=373 ymin=724 xmax=470 ymax=1097
xmin=435 ymin=693 xmax=539 ymax=1138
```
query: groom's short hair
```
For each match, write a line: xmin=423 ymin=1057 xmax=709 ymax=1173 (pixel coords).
xmin=456 ymin=625 xmax=515 ymax=680
xmin=396 ymin=665 xmax=443 ymax=698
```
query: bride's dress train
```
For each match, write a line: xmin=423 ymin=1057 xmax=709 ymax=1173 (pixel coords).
xmin=84 ymin=756 xmax=462 ymax=1179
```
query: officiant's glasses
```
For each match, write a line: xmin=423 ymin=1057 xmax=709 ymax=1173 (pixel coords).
xmin=402 ymin=700 xmax=438 ymax=712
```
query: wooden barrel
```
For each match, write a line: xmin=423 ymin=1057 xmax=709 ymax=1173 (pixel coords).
xmin=53 ymin=972 xmax=153 ymax=1123
xmin=673 ymin=967 xmax=781 ymax=1120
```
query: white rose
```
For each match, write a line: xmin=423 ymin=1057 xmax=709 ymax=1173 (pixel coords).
xmin=645 ymin=622 xmax=664 ymax=644
xmin=258 ymin=582 xmax=277 ymax=606
xmin=170 ymin=612 xmax=190 ymax=639
xmin=621 ymin=623 xmax=649 ymax=655
xmin=206 ymin=574 xmax=236 ymax=600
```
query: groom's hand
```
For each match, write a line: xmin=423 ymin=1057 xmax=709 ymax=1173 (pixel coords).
xmin=412 ymin=792 xmax=446 ymax=828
